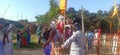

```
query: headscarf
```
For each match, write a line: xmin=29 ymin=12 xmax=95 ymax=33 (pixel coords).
xmin=50 ymin=21 xmax=56 ymax=28
xmin=58 ymin=15 xmax=64 ymax=22
xmin=7 ymin=24 xmax=14 ymax=31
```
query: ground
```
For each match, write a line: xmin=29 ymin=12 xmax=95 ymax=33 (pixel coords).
xmin=13 ymin=34 xmax=120 ymax=55
xmin=13 ymin=35 xmax=45 ymax=55
xmin=14 ymin=49 xmax=44 ymax=55
xmin=13 ymin=35 xmax=98 ymax=55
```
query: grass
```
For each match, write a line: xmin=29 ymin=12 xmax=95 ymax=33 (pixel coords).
xmin=13 ymin=35 xmax=42 ymax=50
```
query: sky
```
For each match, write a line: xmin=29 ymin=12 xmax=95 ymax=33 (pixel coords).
xmin=0 ymin=0 xmax=119 ymax=22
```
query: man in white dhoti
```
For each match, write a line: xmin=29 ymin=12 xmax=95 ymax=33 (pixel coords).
xmin=4 ymin=24 xmax=14 ymax=55
xmin=59 ymin=23 xmax=86 ymax=55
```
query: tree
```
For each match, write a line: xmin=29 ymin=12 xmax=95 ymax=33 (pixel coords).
xmin=66 ymin=7 xmax=77 ymax=19
xmin=35 ymin=0 xmax=60 ymax=25
xmin=35 ymin=1 xmax=120 ymax=33
xmin=48 ymin=0 xmax=60 ymax=19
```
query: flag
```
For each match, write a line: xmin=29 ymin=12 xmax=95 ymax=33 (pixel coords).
xmin=60 ymin=0 xmax=66 ymax=11
xmin=111 ymin=0 xmax=118 ymax=18
xmin=60 ymin=0 xmax=67 ymax=16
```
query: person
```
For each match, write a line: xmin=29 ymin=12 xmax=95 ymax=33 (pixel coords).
xmin=56 ymin=15 xmax=64 ymax=34
xmin=26 ymin=25 xmax=31 ymax=45
xmin=56 ymin=15 xmax=65 ymax=42
xmin=64 ymin=26 xmax=71 ymax=41
xmin=87 ymin=30 xmax=94 ymax=49
xmin=93 ymin=29 xmax=98 ymax=46
xmin=43 ymin=28 xmax=48 ymax=42
xmin=65 ymin=18 xmax=73 ymax=40
xmin=43 ymin=21 xmax=61 ymax=55
xmin=4 ymin=24 xmax=14 ymax=55
xmin=36 ymin=25 xmax=42 ymax=44
xmin=21 ymin=29 xmax=28 ymax=46
xmin=43 ymin=28 xmax=51 ymax=55
xmin=97 ymin=28 xmax=101 ymax=55
xmin=93 ymin=29 xmax=101 ymax=55
xmin=16 ymin=30 xmax=21 ymax=48
xmin=0 ymin=24 xmax=4 ymax=55
xmin=58 ymin=23 xmax=86 ymax=55
xmin=64 ymin=26 xmax=69 ymax=40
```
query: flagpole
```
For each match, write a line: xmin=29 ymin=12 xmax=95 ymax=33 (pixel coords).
xmin=64 ymin=0 xmax=67 ymax=25
xmin=81 ymin=6 xmax=84 ymax=32
xmin=59 ymin=0 xmax=67 ymax=55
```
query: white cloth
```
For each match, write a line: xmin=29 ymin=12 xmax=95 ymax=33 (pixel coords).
xmin=50 ymin=21 xmax=56 ymax=28
xmin=93 ymin=33 xmax=98 ymax=46
xmin=63 ymin=30 xmax=86 ymax=55
xmin=4 ymin=31 xmax=13 ymax=55
xmin=112 ymin=35 xmax=118 ymax=55
xmin=58 ymin=15 xmax=64 ymax=22
xmin=7 ymin=24 xmax=14 ymax=30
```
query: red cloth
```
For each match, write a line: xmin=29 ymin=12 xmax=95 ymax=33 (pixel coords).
xmin=56 ymin=22 xmax=64 ymax=34
xmin=22 ymin=37 xmax=27 ymax=46
xmin=98 ymin=29 xmax=101 ymax=39
xmin=117 ymin=30 xmax=120 ymax=36
xmin=97 ymin=28 xmax=101 ymax=45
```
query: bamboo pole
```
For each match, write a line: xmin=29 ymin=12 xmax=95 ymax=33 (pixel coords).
xmin=81 ymin=7 xmax=84 ymax=33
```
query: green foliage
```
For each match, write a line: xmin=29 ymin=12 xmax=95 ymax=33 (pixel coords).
xmin=49 ymin=0 xmax=60 ymax=18
xmin=35 ymin=2 xmax=120 ymax=33
xmin=35 ymin=0 xmax=60 ymax=25
xmin=68 ymin=7 xmax=120 ymax=33
xmin=66 ymin=7 xmax=76 ymax=19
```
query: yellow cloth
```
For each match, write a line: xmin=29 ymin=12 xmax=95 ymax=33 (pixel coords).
xmin=51 ymin=40 xmax=55 ymax=55
xmin=60 ymin=0 xmax=66 ymax=11
xmin=111 ymin=0 xmax=118 ymax=18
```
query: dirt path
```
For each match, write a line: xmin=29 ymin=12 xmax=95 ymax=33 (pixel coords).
xmin=13 ymin=48 xmax=98 ymax=55
xmin=13 ymin=49 xmax=44 ymax=55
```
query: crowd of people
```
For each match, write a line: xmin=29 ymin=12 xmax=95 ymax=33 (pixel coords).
xmin=40 ymin=15 xmax=103 ymax=55
xmin=0 ymin=15 xmax=102 ymax=55
xmin=2 ymin=14 xmax=119 ymax=55
xmin=16 ymin=26 xmax=31 ymax=48
xmin=41 ymin=15 xmax=85 ymax=55
xmin=0 ymin=23 xmax=31 ymax=55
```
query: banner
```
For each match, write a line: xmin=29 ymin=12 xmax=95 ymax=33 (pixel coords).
xmin=60 ymin=0 xmax=66 ymax=11
xmin=60 ymin=0 xmax=67 ymax=16
xmin=111 ymin=0 xmax=118 ymax=18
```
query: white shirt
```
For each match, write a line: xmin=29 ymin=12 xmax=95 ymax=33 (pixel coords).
xmin=63 ymin=30 xmax=86 ymax=55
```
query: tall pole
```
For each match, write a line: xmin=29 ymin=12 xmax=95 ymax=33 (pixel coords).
xmin=64 ymin=0 xmax=67 ymax=25
xmin=117 ymin=13 xmax=120 ymax=33
xmin=63 ymin=0 xmax=67 ymax=43
xmin=81 ymin=7 xmax=84 ymax=32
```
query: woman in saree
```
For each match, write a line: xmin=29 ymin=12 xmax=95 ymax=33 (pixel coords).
xmin=21 ymin=29 xmax=28 ymax=46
